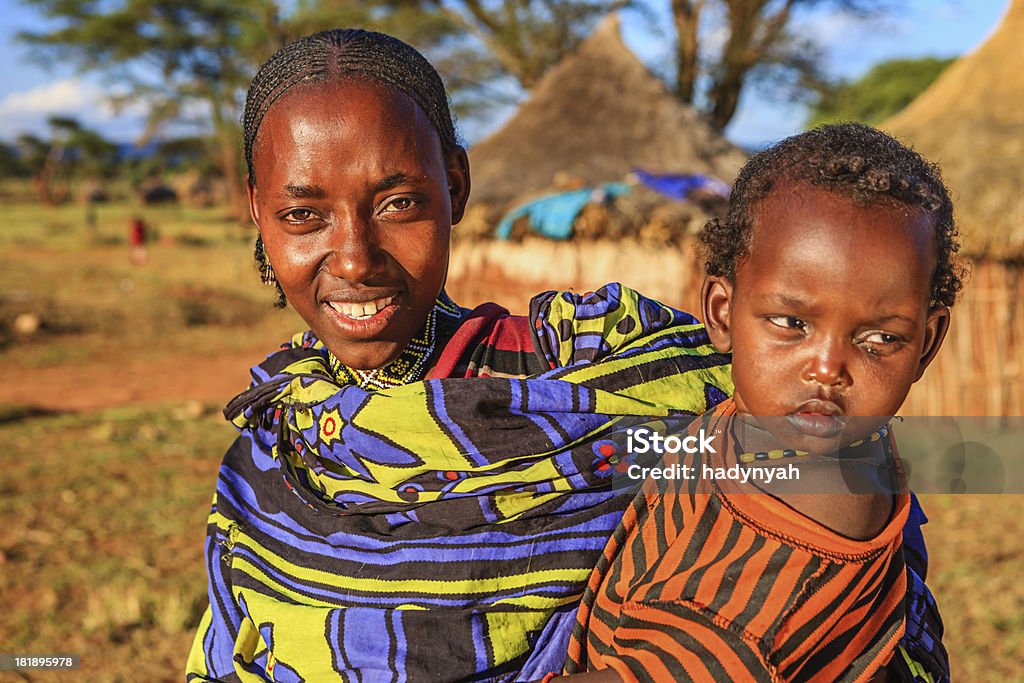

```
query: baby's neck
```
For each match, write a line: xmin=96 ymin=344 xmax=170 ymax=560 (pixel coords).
xmin=728 ymin=420 xmax=900 ymax=540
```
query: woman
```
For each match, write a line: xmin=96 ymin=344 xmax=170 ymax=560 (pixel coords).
xmin=187 ymin=29 xmax=731 ymax=681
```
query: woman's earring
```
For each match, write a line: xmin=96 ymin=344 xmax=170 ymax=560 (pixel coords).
xmin=255 ymin=235 xmax=277 ymax=285
xmin=260 ymin=261 xmax=277 ymax=286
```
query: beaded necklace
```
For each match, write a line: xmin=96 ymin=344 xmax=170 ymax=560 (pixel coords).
xmin=737 ymin=423 xmax=891 ymax=463
xmin=327 ymin=291 xmax=464 ymax=390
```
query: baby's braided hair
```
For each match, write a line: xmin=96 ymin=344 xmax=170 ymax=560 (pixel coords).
xmin=245 ymin=29 xmax=460 ymax=306
xmin=699 ymin=122 xmax=964 ymax=308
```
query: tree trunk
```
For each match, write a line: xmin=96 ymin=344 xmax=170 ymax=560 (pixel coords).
xmin=218 ymin=133 xmax=248 ymax=222
xmin=707 ymin=0 xmax=763 ymax=130
xmin=672 ymin=0 xmax=702 ymax=104
xmin=209 ymin=96 xmax=248 ymax=222
xmin=35 ymin=145 xmax=65 ymax=205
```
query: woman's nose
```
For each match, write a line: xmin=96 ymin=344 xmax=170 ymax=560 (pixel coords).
xmin=802 ymin=337 xmax=852 ymax=388
xmin=327 ymin=209 xmax=386 ymax=283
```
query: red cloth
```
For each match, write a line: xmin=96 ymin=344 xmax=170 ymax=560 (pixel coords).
xmin=130 ymin=219 xmax=146 ymax=247
xmin=427 ymin=302 xmax=550 ymax=379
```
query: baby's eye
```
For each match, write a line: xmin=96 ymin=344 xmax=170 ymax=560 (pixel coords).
xmin=859 ymin=331 xmax=906 ymax=356
xmin=863 ymin=332 xmax=901 ymax=345
xmin=767 ymin=316 xmax=807 ymax=331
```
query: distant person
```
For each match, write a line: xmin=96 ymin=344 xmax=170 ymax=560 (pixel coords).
xmin=84 ymin=199 xmax=97 ymax=234
xmin=129 ymin=216 xmax=147 ymax=265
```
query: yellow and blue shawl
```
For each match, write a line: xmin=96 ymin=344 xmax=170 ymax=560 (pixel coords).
xmin=187 ymin=284 xmax=732 ymax=681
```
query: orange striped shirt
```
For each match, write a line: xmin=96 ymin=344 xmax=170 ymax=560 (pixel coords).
xmin=567 ymin=400 xmax=908 ymax=682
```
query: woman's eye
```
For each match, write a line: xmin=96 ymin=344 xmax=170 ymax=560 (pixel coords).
xmin=282 ymin=208 xmax=315 ymax=224
xmin=767 ymin=316 xmax=807 ymax=331
xmin=379 ymin=195 xmax=421 ymax=215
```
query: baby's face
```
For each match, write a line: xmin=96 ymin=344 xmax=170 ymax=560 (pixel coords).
xmin=705 ymin=182 xmax=949 ymax=454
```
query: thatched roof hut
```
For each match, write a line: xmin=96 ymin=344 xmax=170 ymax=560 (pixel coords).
xmin=883 ymin=0 xmax=1024 ymax=259
xmin=467 ymin=15 xmax=746 ymax=209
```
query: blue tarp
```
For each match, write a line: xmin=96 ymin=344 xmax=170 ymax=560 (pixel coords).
xmin=495 ymin=183 xmax=632 ymax=241
xmin=632 ymin=169 xmax=730 ymax=200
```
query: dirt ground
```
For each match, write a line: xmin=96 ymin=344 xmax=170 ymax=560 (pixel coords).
xmin=0 ymin=345 xmax=270 ymax=413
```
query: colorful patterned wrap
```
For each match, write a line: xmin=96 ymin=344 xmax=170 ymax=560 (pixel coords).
xmin=186 ymin=284 xmax=734 ymax=682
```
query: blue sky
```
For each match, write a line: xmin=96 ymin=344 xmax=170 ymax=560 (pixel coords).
xmin=0 ymin=0 xmax=1009 ymax=150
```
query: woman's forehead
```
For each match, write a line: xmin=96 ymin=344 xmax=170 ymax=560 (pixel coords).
xmin=270 ymin=78 xmax=420 ymax=126
xmin=249 ymin=78 xmax=449 ymax=192
xmin=253 ymin=79 xmax=442 ymax=164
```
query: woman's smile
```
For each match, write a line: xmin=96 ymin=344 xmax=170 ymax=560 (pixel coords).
xmin=326 ymin=295 xmax=397 ymax=321
xmin=322 ymin=292 xmax=400 ymax=338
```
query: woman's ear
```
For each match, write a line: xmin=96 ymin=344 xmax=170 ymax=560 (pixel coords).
xmin=447 ymin=147 xmax=471 ymax=225
xmin=701 ymin=275 xmax=734 ymax=353
xmin=914 ymin=305 xmax=951 ymax=381
xmin=246 ymin=176 xmax=261 ymax=227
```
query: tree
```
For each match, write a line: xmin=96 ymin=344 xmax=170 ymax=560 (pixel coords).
xmin=13 ymin=117 xmax=119 ymax=204
xmin=668 ymin=0 xmax=886 ymax=130
xmin=805 ymin=56 xmax=954 ymax=128
xmin=14 ymin=134 xmax=51 ymax=200
xmin=17 ymin=0 xmax=501 ymax=213
xmin=0 ymin=143 xmax=26 ymax=180
xmin=19 ymin=0 xmax=285 ymax=214
xmin=427 ymin=0 xmax=628 ymax=89
xmin=428 ymin=0 xmax=893 ymax=132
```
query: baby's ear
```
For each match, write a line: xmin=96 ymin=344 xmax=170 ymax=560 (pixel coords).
xmin=914 ymin=305 xmax=951 ymax=381
xmin=701 ymin=275 xmax=734 ymax=353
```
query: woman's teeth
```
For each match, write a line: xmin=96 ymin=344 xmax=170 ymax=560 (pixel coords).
xmin=329 ymin=296 xmax=395 ymax=320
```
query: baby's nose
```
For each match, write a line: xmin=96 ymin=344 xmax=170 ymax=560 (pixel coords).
xmin=802 ymin=338 xmax=852 ymax=387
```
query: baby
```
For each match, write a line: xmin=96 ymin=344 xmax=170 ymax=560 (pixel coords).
xmin=564 ymin=123 xmax=957 ymax=683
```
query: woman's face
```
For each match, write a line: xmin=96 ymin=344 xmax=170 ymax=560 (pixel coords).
xmin=248 ymin=78 xmax=470 ymax=369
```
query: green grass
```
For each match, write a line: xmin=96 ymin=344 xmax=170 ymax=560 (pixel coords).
xmin=0 ymin=403 xmax=229 ymax=682
xmin=0 ymin=200 xmax=304 ymax=364
xmin=920 ymin=494 xmax=1024 ymax=680
xmin=0 ymin=199 xmax=244 ymax=250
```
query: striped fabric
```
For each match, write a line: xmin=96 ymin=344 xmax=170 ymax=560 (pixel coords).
xmin=568 ymin=399 xmax=911 ymax=683
xmin=186 ymin=284 xmax=733 ymax=682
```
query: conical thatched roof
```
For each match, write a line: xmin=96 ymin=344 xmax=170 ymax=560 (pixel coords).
xmin=468 ymin=15 xmax=746 ymax=209
xmin=883 ymin=1 xmax=1024 ymax=259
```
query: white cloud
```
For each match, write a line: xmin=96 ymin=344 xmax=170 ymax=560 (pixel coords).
xmin=0 ymin=77 xmax=100 ymax=114
xmin=0 ymin=77 xmax=149 ymax=141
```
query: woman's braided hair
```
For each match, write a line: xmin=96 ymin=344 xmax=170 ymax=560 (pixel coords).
xmin=699 ymin=122 xmax=964 ymax=308
xmin=244 ymin=29 xmax=460 ymax=306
